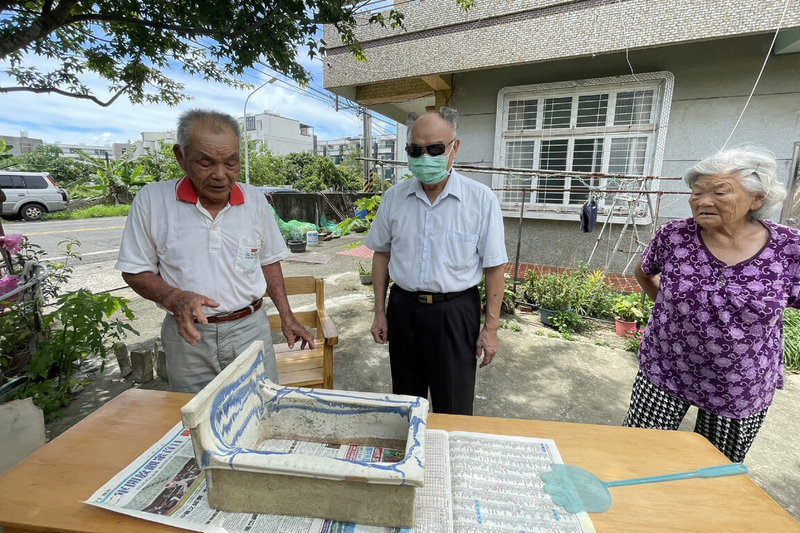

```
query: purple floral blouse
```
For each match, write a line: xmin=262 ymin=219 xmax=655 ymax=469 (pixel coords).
xmin=638 ymin=218 xmax=800 ymax=418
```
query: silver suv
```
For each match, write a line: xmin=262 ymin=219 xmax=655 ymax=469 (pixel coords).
xmin=0 ymin=171 xmax=69 ymax=220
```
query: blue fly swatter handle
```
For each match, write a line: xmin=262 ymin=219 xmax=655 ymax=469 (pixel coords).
xmin=603 ymin=463 xmax=748 ymax=488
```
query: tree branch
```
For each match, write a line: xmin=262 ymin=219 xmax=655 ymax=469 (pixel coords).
xmin=0 ymin=84 xmax=130 ymax=107
xmin=66 ymin=12 xmax=277 ymax=40
xmin=0 ymin=0 xmax=80 ymax=59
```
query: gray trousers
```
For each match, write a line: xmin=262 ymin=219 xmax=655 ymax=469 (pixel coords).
xmin=160 ymin=310 xmax=278 ymax=393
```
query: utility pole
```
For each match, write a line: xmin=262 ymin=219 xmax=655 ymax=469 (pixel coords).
xmin=362 ymin=107 xmax=371 ymax=183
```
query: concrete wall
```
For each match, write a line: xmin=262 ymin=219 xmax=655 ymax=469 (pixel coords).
xmin=0 ymin=398 xmax=45 ymax=476
xmin=445 ymin=34 xmax=800 ymax=272
xmin=323 ymin=0 xmax=800 ymax=88
xmin=269 ymin=192 xmax=377 ymax=228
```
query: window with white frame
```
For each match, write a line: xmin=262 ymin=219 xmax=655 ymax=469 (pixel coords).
xmin=495 ymin=73 xmax=672 ymax=213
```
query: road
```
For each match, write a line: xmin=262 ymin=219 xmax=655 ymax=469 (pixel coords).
xmin=3 ymin=216 xmax=128 ymax=294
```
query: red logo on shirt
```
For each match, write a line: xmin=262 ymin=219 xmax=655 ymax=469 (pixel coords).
xmin=251 ymin=248 xmax=258 ymax=253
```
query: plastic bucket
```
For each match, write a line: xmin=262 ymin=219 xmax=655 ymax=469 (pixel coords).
xmin=306 ymin=230 xmax=319 ymax=246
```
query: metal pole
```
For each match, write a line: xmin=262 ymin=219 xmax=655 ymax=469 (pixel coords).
xmin=243 ymin=77 xmax=276 ymax=184
xmin=512 ymin=189 xmax=527 ymax=294
xmin=362 ymin=108 xmax=371 ymax=183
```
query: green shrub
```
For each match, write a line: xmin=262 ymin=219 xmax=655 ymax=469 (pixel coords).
xmin=477 ymin=273 xmax=517 ymax=316
xmin=521 ymin=264 xmax=617 ymax=319
xmin=570 ymin=264 xmax=617 ymax=319
xmin=531 ymin=272 xmax=576 ymax=311
xmin=784 ymin=308 xmax=800 ymax=372
xmin=549 ymin=309 xmax=585 ymax=334
xmin=43 ymin=204 xmax=130 ymax=220
xmin=19 ymin=290 xmax=137 ymax=420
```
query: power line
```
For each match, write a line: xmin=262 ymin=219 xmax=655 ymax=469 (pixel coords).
xmin=721 ymin=0 xmax=791 ymax=150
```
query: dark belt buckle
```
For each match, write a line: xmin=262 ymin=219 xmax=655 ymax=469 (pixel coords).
xmin=417 ymin=294 xmax=433 ymax=304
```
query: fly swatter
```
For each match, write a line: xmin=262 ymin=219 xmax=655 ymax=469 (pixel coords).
xmin=540 ymin=462 xmax=748 ymax=513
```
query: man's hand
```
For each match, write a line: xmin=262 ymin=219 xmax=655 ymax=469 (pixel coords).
xmin=164 ymin=290 xmax=220 ymax=346
xmin=282 ymin=315 xmax=316 ymax=350
xmin=371 ymin=312 xmax=389 ymax=344
xmin=475 ymin=326 xmax=498 ymax=368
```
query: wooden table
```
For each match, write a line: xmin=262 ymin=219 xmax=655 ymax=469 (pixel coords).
xmin=0 ymin=389 xmax=796 ymax=532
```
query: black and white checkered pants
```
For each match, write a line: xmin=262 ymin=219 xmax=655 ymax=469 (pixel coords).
xmin=622 ymin=370 xmax=768 ymax=462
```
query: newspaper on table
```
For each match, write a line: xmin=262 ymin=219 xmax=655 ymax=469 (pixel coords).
xmin=86 ymin=423 xmax=595 ymax=533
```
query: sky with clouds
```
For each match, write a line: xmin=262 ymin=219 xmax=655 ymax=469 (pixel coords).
xmin=0 ymin=40 xmax=394 ymax=148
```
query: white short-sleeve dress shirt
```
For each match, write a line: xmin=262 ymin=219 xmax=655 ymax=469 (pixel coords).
xmin=115 ymin=177 xmax=288 ymax=314
xmin=364 ymin=170 xmax=507 ymax=293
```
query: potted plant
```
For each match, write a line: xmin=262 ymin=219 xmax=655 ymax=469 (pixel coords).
xmin=357 ymin=262 xmax=372 ymax=285
xmin=287 ymin=240 xmax=306 ymax=253
xmin=532 ymin=272 xmax=575 ymax=326
xmin=613 ymin=294 xmax=644 ymax=336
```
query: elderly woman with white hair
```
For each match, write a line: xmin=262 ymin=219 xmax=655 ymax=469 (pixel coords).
xmin=624 ymin=147 xmax=799 ymax=462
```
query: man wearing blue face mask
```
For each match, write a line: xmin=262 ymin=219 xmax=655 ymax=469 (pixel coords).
xmin=364 ymin=106 xmax=508 ymax=415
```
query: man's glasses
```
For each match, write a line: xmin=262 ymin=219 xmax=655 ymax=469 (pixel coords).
xmin=405 ymin=138 xmax=455 ymax=158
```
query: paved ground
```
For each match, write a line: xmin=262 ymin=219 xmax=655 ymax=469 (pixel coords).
xmin=47 ymin=233 xmax=800 ymax=523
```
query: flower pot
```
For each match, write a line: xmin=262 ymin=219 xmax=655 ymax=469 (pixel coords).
xmin=615 ymin=319 xmax=637 ymax=337
xmin=287 ymin=240 xmax=306 ymax=253
xmin=0 ymin=376 xmax=28 ymax=404
xmin=538 ymin=307 xmax=558 ymax=326
xmin=359 ymin=274 xmax=372 ymax=285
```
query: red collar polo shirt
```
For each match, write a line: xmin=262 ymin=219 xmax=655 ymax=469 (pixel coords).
xmin=115 ymin=177 xmax=289 ymax=315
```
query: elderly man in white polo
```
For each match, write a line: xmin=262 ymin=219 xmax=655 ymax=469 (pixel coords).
xmin=116 ymin=109 xmax=314 ymax=392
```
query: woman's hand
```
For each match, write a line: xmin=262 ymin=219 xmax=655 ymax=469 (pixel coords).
xmin=634 ymin=259 xmax=660 ymax=301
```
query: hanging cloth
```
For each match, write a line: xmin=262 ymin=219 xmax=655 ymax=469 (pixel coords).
xmin=580 ymin=199 xmax=598 ymax=233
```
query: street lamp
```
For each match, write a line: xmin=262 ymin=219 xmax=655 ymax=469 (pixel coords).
xmin=243 ymin=77 xmax=277 ymax=184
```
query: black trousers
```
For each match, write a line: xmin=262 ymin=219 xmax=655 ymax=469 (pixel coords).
xmin=387 ymin=285 xmax=480 ymax=415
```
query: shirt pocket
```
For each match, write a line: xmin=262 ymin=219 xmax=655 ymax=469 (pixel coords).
xmin=235 ymin=237 xmax=262 ymax=275
xmin=443 ymin=230 xmax=479 ymax=271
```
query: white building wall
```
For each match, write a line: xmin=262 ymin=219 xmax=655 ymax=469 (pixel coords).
xmin=434 ymin=33 xmax=800 ymax=271
xmin=240 ymin=112 xmax=314 ymax=155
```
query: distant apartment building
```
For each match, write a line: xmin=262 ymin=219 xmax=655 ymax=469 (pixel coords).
xmin=238 ymin=110 xmax=315 ymax=155
xmin=317 ymin=134 xmax=399 ymax=182
xmin=123 ymin=131 xmax=177 ymax=158
xmin=53 ymin=142 xmax=115 ymax=161
xmin=0 ymin=132 xmax=43 ymax=155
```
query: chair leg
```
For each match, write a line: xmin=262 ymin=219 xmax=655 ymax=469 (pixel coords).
xmin=323 ymin=346 xmax=334 ymax=389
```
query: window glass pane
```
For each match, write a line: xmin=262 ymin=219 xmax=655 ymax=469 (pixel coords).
xmin=614 ymin=90 xmax=654 ymax=125
xmin=0 ymin=175 xmax=14 ymax=188
xmin=570 ymin=138 xmax=604 ymax=204
xmin=507 ymin=99 xmax=537 ymax=131
xmin=542 ymin=97 xmax=572 ymax=129
xmin=23 ymin=176 xmax=48 ymax=189
xmin=504 ymin=140 xmax=536 ymax=203
xmin=576 ymin=94 xmax=608 ymax=127
xmin=608 ymin=137 xmax=648 ymax=175
xmin=538 ymin=140 xmax=568 ymax=204
xmin=246 ymin=116 xmax=256 ymax=131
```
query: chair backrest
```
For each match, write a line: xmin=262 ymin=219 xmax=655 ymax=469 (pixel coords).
xmin=266 ymin=276 xmax=324 ymax=338
xmin=266 ymin=276 xmax=338 ymax=389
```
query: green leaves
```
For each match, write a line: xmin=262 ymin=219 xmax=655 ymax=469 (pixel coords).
xmin=78 ymin=151 xmax=153 ymax=204
xmin=19 ymin=289 xmax=139 ymax=418
xmin=0 ymin=0 xmax=424 ymax=105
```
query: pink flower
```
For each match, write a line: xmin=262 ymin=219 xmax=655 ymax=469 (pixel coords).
xmin=0 ymin=274 xmax=19 ymax=299
xmin=0 ymin=234 xmax=25 ymax=255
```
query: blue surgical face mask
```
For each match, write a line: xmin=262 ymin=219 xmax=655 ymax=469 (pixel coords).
xmin=408 ymin=145 xmax=453 ymax=185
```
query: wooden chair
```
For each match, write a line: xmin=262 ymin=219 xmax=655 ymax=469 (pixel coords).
xmin=267 ymin=276 xmax=338 ymax=388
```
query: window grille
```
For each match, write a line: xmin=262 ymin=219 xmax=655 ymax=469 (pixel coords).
xmin=495 ymin=73 xmax=672 ymax=214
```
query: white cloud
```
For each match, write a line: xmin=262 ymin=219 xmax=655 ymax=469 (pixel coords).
xmin=0 ymin=54 xmax=386 ymax=146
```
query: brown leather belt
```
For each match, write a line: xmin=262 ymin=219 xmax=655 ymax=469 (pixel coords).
xmin=205 ymin=298 xmax=263 ymax=323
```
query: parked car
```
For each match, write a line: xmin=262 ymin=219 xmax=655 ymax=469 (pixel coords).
xmin=0 ymin=171 xmax=69 ymax=220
